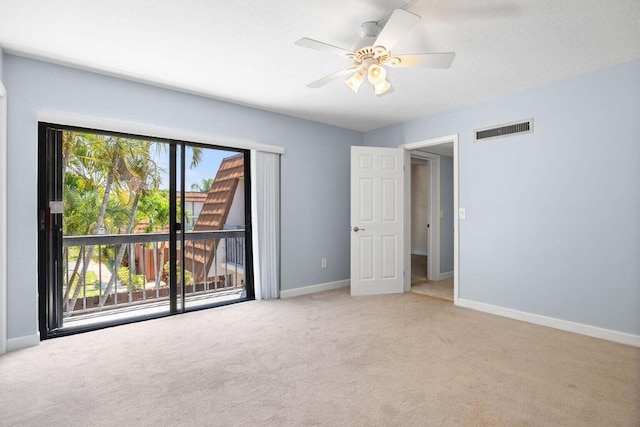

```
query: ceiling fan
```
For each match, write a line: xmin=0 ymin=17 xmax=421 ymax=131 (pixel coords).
xmin=295 ymin=8 xmax=455 ymax=96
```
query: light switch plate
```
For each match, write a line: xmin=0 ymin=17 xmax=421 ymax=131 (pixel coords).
xmin=458 ymin=208 xmax=466 ymax=219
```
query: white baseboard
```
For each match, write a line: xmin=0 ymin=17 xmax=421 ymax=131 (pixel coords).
xmin=7 ymin=333 xmax=40 ymax=352
xmin=439 ymin=271 xmax=453 ymax=280
xmin=280 ymin=280 xmax=350 ymax=299
xmin=457 ymin=298 xmax=640 ymax=348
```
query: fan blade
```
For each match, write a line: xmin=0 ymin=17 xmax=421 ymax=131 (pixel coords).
xmin=387 ymin=53 xmax=455 ymax=68
xmin=295 ymin=38 xmax=353 ymax=58
xmin=307 ymin=67 xmax=359 ymax=88
xmin=374 ymin=9 xmax=420 ymax=52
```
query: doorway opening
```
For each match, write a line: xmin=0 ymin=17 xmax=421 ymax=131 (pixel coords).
xmin=402 ymin=135 xmax=459 ymax=304
xmin=38 ymin=123 xmax=254 ymax=338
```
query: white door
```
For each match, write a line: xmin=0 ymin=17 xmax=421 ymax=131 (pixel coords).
xmin=350 ymin=146 xmax=404 ymax=296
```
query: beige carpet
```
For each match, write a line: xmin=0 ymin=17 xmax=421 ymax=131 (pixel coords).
xmin=1 ymin=288 xmax=639 ymax=426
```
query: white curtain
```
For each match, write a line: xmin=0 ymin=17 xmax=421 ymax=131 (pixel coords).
xmin=251 ymin=150 xmax=280 ymax=299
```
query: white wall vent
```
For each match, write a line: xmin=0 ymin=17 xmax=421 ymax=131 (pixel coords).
xmin=475 ymin=118 xmax=533 ymax=142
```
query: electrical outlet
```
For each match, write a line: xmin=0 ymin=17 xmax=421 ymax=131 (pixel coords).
xmin=459 ymin=208 xmax=466 ymax=219
xmin=321 ymin=258 xmax=327 ymax=269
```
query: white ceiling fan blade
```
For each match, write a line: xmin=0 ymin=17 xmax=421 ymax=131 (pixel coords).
xmin=295 ymin=38 xmax=353 ymax=58
xmin=387 ymin=53 xmax=456 ymax=68
xmin=307 ymin=67 xmax=359 ymax=88
xmin=374 ymin=9 xmax=420 ymax=51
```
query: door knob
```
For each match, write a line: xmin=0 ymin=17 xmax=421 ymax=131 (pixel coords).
xmin=352 ymin=226 xmax=365 ymax=232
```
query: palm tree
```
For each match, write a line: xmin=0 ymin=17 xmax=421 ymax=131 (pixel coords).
xmin=66 ymin=134 xmax=153 ymax=311
xmin=63 ymin=133 xmax=205 ymax=312
xmin=190 ymin=178 xmax=214 ymax=193
xmin=97 ymin=140 xmax=163 ymax=308
xmin=136 ymin=189 xmax=170 ymax=232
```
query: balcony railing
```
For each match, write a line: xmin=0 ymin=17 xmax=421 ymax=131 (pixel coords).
xmin=62 ymin=229 xmax=246 ymax=318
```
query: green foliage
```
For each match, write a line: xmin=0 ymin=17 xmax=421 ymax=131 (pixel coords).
xmin=62 ymin=132 xmax=168 ymax=236
xmin=163 ymin=262 xmax=194 ymax=285
xmin=66 ymin=271 xmax=101 ymax=298
xmin=61 ymin=132 xmax=208 ymax=237
xmin=137 ymin=189 xmax=170 ymax=231
xmin=190 ymin=178 xmax=214 ymax=193
xmin=67 ymin=246 xmax=80 ymax=259
xmin=118 ymin=267 xmax=146 ymax=291
xmin=84 ymin=271 xmax=99 ymax=285
xmin=104 ymin=197 xmax=131 ymax=233
xmin=63 ymin=186 xmax=101 ymax=236
xmin=60 ymin=132 xmax=207 ymax=310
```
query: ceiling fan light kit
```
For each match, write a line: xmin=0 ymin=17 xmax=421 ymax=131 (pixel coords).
xmin=367 ymin=64 xmax=392 ymax=96
xmin=367 ymin=64 xmax=385 ymax=82
xmin=374 ymin=79 xmax=392 ymax=96
xmin=295 ymin=8 xmax=455 ymax=96
xmin=344 ymin=70 xmax=365 ymax=93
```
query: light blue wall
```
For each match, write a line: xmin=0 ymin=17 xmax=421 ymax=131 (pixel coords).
xmin=439 ymin=156 xmax=454 ymax=274
xmin=5 ymin=52 xmax=639 ymax=340
xmin=365 ymin=58 xmax=640 ymax=335
xmin=3 ymin=54 xmax=361 ymax=340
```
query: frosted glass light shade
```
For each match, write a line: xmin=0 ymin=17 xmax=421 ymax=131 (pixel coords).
xmin=374 ymin=79 xmax=392 ymax=95
xmin=344 ymin=72 xmax=364 ymax=93
xmin=367 ymin=64 xmax=387 ymax=84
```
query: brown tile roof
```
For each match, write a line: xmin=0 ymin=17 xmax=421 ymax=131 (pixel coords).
xmin=184 ymin=154 xmax=244 ymax=281
xmin=178 ymin=191 xmax=208 ymax=203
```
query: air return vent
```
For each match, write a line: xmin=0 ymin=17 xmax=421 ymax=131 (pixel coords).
xmin=475 ymin=118 xmax=533 ymax=142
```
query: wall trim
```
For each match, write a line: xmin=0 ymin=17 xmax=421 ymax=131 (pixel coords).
xmin=401 ymin=134 xmax=459 ymax=303
xmin=457 ymin=298 xmax=640 ymax=348
xmin=37 ymin=111 xmax=285 ymax=154
xmin=7 ymin=333 xmax=40 ymax=352
xmin=439 ymin=271 xmax=454 ymax=280
xmin=0 ymin=82 xmax=7 ymax=355
xmin=280 ymin=280 xmax=349 ymax=299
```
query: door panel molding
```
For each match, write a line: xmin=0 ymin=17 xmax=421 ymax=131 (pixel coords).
xmin=350 ymin=146 xmax=404 ymax=296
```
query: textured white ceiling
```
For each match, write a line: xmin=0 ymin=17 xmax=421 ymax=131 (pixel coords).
xmin=0 ymin=0 xmax=639 ymax=132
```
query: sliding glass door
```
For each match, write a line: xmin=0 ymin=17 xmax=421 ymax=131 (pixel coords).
xmin=38 ymin=123 xmax=253 ymax=338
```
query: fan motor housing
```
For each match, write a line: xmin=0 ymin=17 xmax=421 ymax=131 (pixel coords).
xmin=348 ymin=46 xmax=390 ymax=66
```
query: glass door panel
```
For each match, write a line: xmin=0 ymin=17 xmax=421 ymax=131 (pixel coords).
xmin=182 ymin=145 xmax=249 ymax=310
xmin=55 ymin=131 xmax=174 ymax=330
xmin=38 ymin=123 xmax=254 ymax=338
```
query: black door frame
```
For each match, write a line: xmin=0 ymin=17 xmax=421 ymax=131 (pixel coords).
xmin=37 ymin=122 xmax=254 ymax=339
